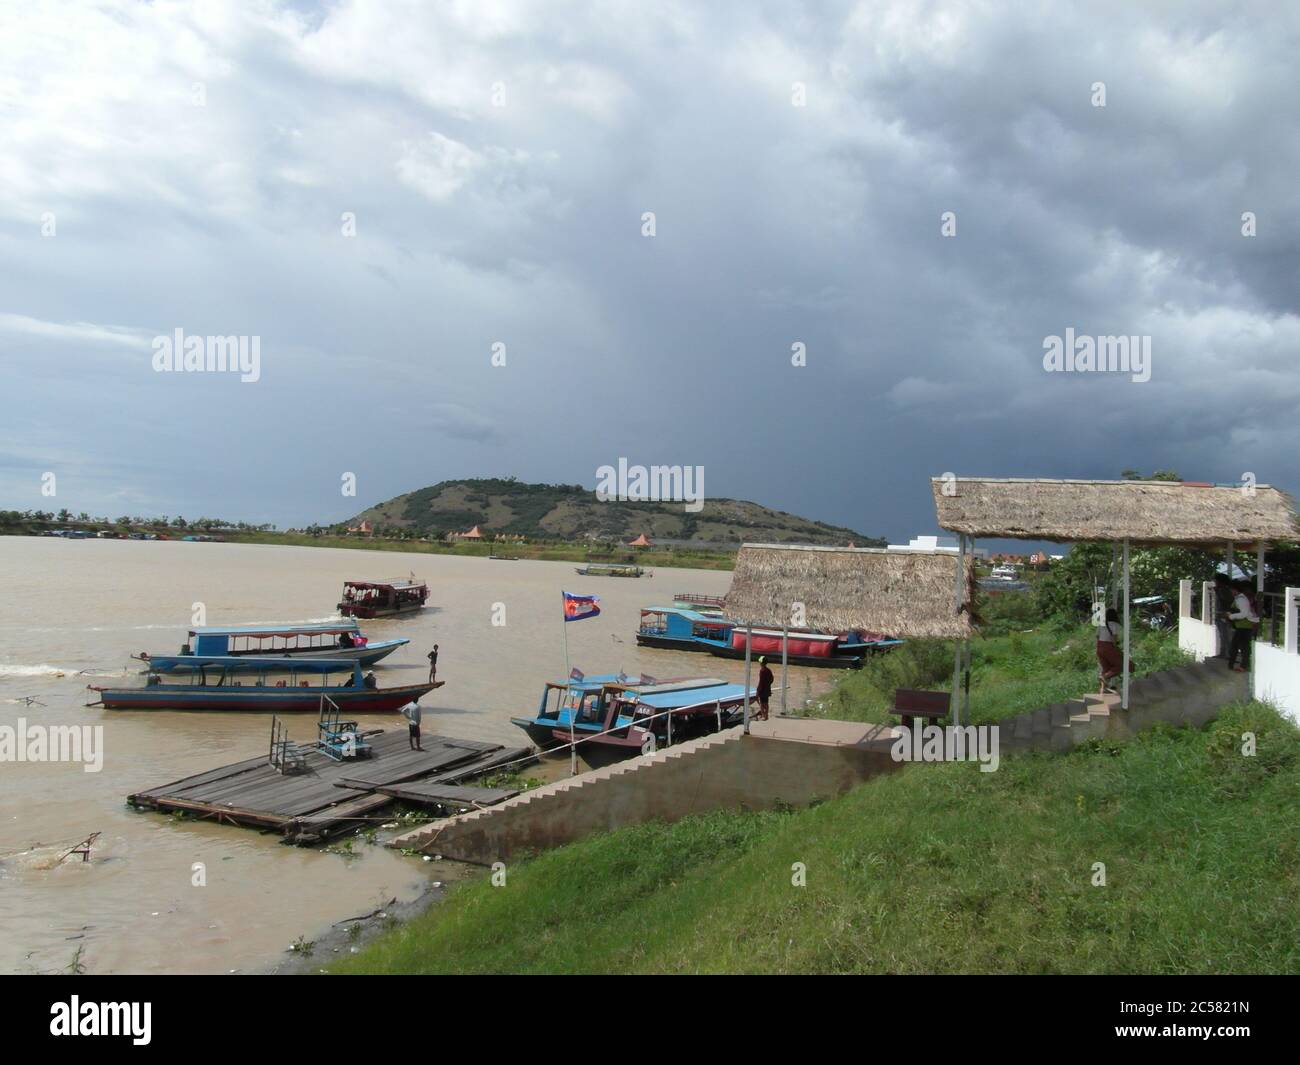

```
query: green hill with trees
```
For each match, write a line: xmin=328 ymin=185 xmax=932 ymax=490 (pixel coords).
xmin=342 ymin=477 xmax=883 ymax=546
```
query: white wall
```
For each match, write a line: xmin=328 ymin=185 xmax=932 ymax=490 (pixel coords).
xmin=1254 ymin=643 xmax=1300 ymax=725
xmin=1179 ymin=616 xmax=1217 ymax=661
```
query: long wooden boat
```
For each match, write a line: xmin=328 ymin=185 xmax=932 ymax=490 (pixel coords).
xmin=510 ymin=673 xmax=753 ymax=762
xmin=137 ymin=621 xmax=407 ymax=670
xmin=338 ymin=577 xmax=428 ymax=618
xmin=88 ymin=656 xmax=439 ymax=712
xmin=574 ymin=563 xmax=646 ymax=578
xmin=635 ymin=606 xmax=902 ymax=668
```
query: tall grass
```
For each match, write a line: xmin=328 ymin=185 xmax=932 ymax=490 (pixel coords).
xmin=333 ymin=702 xmax=1299 ymax=974
xmin=804 ymin=624 xmax=1190 ymax=725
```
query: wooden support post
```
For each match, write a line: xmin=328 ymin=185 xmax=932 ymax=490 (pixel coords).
xmin=1122 ymin=538 xmax=1131 ymax=710
xmin=743 ymin=622 xmax=753 ymax=734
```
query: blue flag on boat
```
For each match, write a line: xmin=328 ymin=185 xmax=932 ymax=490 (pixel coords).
xmin=562 ymin=592 xmax=601 ymax=623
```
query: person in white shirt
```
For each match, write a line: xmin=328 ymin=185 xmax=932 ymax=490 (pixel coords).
xmin=401 ymin=700 xmax=424 ymax=751
xmin=1226 ymin=582 xmax=1260 ymax=672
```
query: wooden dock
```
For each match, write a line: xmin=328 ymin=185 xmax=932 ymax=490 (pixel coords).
xmin=127 ymin=730 xmax=534 ymax=844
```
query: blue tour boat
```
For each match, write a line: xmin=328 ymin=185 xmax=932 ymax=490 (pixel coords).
xmin=510 ymin=674 xmax=755 ymax=761
xmin=635 ymin=606 xmax=901 ymax=669
xmin=89 ymin=656 xmax=439 ymax=712
xmin=137 ymin=621 xmax=407 ymax=671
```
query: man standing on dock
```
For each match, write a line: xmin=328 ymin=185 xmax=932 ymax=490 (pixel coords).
xmin=401 ymin=700 xmax=424 ymax=751
xmin=427 ymin=644 xmax=439 ymax=683
xmin=755 ymin=656 xmax=773 ymax=721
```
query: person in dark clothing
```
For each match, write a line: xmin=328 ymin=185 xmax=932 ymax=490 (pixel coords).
xmin=363 ymin=671 xmax=377 ymax=689
xmin=1213 ymin=573 xmax=1236 ymax=659
xmin=338 ymin=631 xmax=355 ymax=648
xmin=1227 ymin=580 xmax=1260 ymax=672
xmin=427 ymin=644 xmax=439 ymax=684
xmin=755 ymin=656 xmax=774 ymax=721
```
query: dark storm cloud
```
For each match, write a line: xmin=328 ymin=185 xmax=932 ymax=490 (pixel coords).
xmin=1 ymin=1 xmax=1296 ymax=538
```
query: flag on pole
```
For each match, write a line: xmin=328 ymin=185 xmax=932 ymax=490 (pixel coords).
xmin=569 ymin=666 xmax=585 ymax=681
xmin=562 ymin=592 xmax=601 ymax=622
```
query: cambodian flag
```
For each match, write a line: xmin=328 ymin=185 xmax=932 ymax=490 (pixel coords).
xmin=569 ymin=666 xmax=585 ymax=681
xmin=562 ymin=592 xmax=601 ymax=622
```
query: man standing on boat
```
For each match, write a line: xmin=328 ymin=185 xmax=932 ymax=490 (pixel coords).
xmin=427 ymin=644 xmax=439 ymax=684
xmin=755 ymin=656 xmax=774 ymax=721
xmin=401 ymin=700 xmax=424 ymax=751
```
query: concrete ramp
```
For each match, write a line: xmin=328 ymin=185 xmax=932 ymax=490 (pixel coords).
xmin=387 ymin=720 xmax=901 ymax=865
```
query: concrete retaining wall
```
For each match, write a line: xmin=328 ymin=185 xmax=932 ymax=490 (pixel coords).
xmin=396 ymin=725 xmax=900 ymax=865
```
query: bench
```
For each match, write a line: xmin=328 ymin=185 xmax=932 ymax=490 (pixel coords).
xmin=892 ymin=688 xmax=952 ymax=730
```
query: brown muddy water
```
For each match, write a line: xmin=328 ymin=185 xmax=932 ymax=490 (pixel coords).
xmin=0 ymin=538 xmax=836 ymax=974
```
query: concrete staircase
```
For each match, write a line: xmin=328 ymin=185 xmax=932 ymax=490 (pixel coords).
xmin=997 ymin=656 xmax=1246 ymax=753
xmin=388 ymin=658 xmax=1246 ymax=866
xmin=390 ymin=727 xmax=747 ymax=861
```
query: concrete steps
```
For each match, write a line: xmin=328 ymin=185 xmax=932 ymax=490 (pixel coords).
xmin=389 ymin=726 xmax=745 ymax=854
xmin=998 ymin=657 xmax=1245 ymax=752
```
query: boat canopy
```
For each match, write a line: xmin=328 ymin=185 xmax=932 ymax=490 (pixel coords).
xmin=188 ymin=621 xmax=361 ymax=638
xmin=147 ymin=655 xmax=362 ymax=674
xmin=344 ymin=578 xmax=425 ymax=591
xmin=634 ymin=683 xmax=753 ymax=710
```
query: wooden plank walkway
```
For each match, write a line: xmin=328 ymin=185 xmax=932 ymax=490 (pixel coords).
xmin=371 ymin=781 xmax=521 ymax=808
xmin=127 ymin=730 xmax=533 ymax=844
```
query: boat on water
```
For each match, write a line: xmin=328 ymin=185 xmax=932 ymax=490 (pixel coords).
xmin=136 ymin=621 xmax=407 ymax=670
xmin=672 ymin=592 xmax=726 ymax=615
xmin=636 ymin=606 xmax=902 ymax=668
xmin=574 ymin=563 xmax=646 ymax=578
xmin=338 ymin=576 xmax=428 ymax=618
xmin=89 ymin=656 xmax=439 ymax=712
xmin=510 ymin=673 xmax=753 ymax=760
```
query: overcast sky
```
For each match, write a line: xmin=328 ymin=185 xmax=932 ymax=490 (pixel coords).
xmin=2 ymin=0 xmax=1297 ymax=541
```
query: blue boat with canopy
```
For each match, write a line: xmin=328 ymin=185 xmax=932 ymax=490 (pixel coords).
xmin=135 ymin=620 xmax=408 ymax=671
xmin=90 ymin=655 xmax=439 ymax=712
xmin=511 ymin=673 xmax=754 ymax=762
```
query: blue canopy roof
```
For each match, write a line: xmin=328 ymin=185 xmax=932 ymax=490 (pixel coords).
xmin=148 ymin=655 xmax=361 ymax=673
xmin=635 ymin=683 xmax=753 ymax=709
xmin=189 ymin=621 xmax=361 ymax=636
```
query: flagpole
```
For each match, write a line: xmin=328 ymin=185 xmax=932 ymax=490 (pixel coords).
xmin=562 ymin=591 xmax=576 ymax=776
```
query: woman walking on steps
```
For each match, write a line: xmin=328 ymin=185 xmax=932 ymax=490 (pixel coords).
xmin=1096 ymin=607 xmax=1133 ymax=694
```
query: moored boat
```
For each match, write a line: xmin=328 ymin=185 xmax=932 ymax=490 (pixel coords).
xmin=510 ymin=673 xmax=753 ymax=761
xmin=138 ymin=621 xmax=407 ymax=670
xmin=574 ymin=563 xmax=646 ymax=578
xmin=338 ymin=576 xmax=428 ymax=617
xmin=89 ymin=656 xmax=439 ymax=712
xmin=702 ymin=625 xmax=902 ymax=668
xmin=635 ymin=606 xmax=901 ymax=668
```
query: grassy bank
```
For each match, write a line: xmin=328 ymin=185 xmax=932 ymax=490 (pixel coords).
xmin=333 ymin=700 xmax=1298 ymax=974
xmin=801 ymin=622 xmax=1190 ymax=726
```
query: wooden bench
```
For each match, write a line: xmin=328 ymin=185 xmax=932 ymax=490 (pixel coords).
xmin=892 ymin=688 xmax=952 ymax=730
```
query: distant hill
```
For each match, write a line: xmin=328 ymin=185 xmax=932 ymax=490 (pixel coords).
xmin=341 ymin=478 xmax=883 ymax=547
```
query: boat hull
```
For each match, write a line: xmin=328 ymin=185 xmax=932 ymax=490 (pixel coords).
xmin=509 ymin=716 xmax=567 ymax=750
xmin=97 ymin=682 xmax=438 ymax=712
xmin=634 ymin=633 xmax=702 ymax=651
xmin=338 ymin=603 xmax=425 ymax=619
xmin=702 ymin=644 xmax=863 ymax=669
xmin=155 ymin=639 xmax=407 ymax=670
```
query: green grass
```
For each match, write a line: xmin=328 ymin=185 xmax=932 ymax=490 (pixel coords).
xmin=334 ymin=700 xmax=1300 ymax=974
xmin=803 ymin=624 xmax=1191 ymax=726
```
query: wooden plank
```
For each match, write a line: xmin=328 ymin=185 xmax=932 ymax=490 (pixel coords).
xmin=373 ymin=782 xmax=520 ymax=806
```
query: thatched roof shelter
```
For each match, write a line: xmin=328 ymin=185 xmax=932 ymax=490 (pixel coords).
xmin=724 ymin=543 xmax=973 ymax=639
xmin=932 ymin=478 xmax=1296 ymax=547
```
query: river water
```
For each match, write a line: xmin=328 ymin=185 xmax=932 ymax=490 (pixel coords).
xmin=0 ymin=537 xmax=834 ymax=974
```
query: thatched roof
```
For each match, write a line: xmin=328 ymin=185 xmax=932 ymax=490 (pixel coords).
xmin=932 ymin=478 xmax=1297 ymax=546
xmin=724 ymin=543 xmax=974 ymax=638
